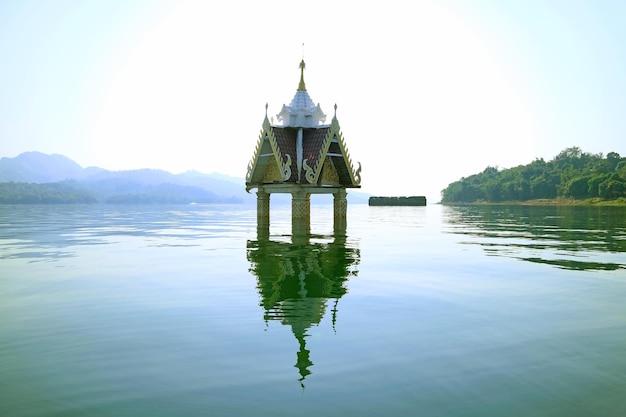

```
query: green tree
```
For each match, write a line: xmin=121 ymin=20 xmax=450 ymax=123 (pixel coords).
xmin=440 ymin=147 xmax=626 ymax=203
xmin=483 ymin=179 xmax=502 ymax=201
xmin=599 ymin=177 xmax=625 ymax=199
xmin=565 ymin=176 xmax=593 ymax=199
xmin=606 ymin=152 xmax=621 ymax=171
xmin=587 ymin=174 xmax=609 ymax=197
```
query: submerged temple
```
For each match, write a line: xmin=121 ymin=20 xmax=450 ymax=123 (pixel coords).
xmin=245 ymin=60 xmax=361 ymax=235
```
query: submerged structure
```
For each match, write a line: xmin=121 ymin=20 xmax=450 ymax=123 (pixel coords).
xmin=245 ymin=60 xmax=361 ymax=235
xmin=369 ymin=196 xmax=427 ymax=206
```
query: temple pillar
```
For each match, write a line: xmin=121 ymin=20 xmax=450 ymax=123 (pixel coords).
xmin=257 ymin=188 xmax=270 ymax=237
xmin=333 ymin=188 xmax=347 ymax=234
xmin=292 ymin=190 xmax=311 ymax=237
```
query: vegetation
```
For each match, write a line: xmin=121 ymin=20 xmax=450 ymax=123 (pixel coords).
xmin=104 ymin=183 xmax=223 ymax=204
xmin=0 ymin=181 xmax=243 ymax=204
xmin=441 ymin=147 xmax=626 ymax=204
xmin=0 ymin=181 xmax=97 ymax=203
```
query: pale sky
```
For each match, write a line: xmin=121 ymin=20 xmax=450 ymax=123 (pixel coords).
xmin=1 ymin=0 xmax=625 ymax=202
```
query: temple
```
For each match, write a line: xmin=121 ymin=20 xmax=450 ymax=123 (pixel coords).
xmin=245 ymin=60 xmax=361 ymax=236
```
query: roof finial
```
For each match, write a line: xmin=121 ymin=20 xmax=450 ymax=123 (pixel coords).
xmin=298 ymin=48 xmax=307 ymax=91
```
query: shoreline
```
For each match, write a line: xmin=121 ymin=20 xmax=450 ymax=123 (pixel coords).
xmin=440 ymin=197 xmax=626 ymax=207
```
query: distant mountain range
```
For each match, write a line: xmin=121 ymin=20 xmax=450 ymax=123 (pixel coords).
xmin=0 ymin=152 xmax=369 ymax=204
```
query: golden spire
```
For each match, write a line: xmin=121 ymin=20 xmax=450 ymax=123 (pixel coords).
xmin=298 ymin=59 xmax=307 ymax=91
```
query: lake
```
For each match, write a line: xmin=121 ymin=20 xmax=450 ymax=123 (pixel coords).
xmin=1 ymin=202 xmax=625 ymax=416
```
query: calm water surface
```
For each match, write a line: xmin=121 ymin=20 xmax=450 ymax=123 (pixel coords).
xmin=1 ymin=203 xmax=625 ymax=416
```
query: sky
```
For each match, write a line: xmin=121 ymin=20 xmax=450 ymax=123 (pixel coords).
xmin=1 ymin=0 xmax=625 ymax=202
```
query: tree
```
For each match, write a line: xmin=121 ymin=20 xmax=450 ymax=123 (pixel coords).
xmin=565 ymin=176 xmax=593 ymax=199
xmin=606 ymin=152 xmax=622 ymax=171
xmin=587 ymin=174 xmax=609 ymax=197
xmin=440 ymin=147 xmax=626 ymax=203
xmin=599 ymin=178 xmax=625 ymax=199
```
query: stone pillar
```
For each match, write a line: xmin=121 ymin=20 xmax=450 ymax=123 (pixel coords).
xmin=291 ymin=190 xmax=311 ymax=236
xmin=257 ymin=188 xmax=270 ymax=237
xmin=333 ymin=188 xmax=347 ymax=234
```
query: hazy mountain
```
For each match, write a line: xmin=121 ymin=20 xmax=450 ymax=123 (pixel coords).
xmin=0 ymin=152 xmax=253 ymax=204
xmin=0 ymin=151 xmax=86 ymax=183
xmin=0 ymin=152 xmax=370 ymax=204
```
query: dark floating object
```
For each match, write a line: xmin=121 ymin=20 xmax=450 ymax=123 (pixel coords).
xmin=368 ymin=196 xmax=427 ymax=206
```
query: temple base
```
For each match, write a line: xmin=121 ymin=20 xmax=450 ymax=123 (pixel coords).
xmin=333 ymin=188 xmax=347 ymax=235
xmin=254 ymin=185 xmax=349 ymax=237
xmin=292 ymin=190 xmax=311 ymax=237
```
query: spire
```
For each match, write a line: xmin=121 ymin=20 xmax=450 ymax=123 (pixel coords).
xmin=298 ymin=59 xmax=306 ymax=91
xmin=276 ymin=59 xmax=326 ymax=127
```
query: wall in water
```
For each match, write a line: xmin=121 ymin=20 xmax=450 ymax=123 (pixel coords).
xmin=368 ymin=196 xmax=427 ymax=206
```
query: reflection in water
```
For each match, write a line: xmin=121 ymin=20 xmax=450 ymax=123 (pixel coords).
xmin=444 ymin=205 xmax=626 ymax=271
xmin=247 ymin=233 xmax=360 ymax=387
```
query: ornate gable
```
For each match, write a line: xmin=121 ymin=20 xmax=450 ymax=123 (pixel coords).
xmin=301 ymin=110 xmax=361 ymax=187
xmin=246 ymin=113 xmax=292 ymax=191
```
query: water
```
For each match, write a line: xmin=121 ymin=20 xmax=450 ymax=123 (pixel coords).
xmin=1 ymin=203 xmax=625 ymax=416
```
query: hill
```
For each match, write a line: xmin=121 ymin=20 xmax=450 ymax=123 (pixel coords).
xmin=441 ymin=147 xmax=626 ymax=203
xmin=0 ymin=151 xmax=86 ymax=182
xmin=0 ymin=152 xmax=370 ymax=204
xmin=0 ymin=152 xmax=254 ymax=204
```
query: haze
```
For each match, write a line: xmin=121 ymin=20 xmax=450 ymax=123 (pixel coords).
xmin=1 ymin=0 xmax=625 ymax=202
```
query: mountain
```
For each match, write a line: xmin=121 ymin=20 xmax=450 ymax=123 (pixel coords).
xmin=0 ymin=152 xmax=370 ymax=204
xmin=0 ymin=151 xmax=86 ymax=183
xmin=0 ymin=152 xmax=253 ymax=204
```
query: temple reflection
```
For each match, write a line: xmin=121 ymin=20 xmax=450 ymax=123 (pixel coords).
xmin=247 ymin=232 xmax=360 ymax=387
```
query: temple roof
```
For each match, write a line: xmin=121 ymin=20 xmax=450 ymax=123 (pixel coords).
xmin=246 ymin=116 xmax=361 ymax=190
xmin=246 ymin=61 xmax=361 ymax=191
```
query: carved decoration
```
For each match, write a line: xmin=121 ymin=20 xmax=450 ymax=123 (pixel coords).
xmin=281 ymin=154 xmax=292 ymax=181
xmin=321 ymin=158 xmax=339 ymax=184
xmin=291 ymin=193 xmax=311 ymax=220
xmin=246 ymin=128 xmax=266 ymax=184
xmin=263 ymin=156 xmax=282 ymax=182
xmin=303 ymin=158 xmax=315 ymax=184
xmin=331 ymin=116 xmax=361 ymax=186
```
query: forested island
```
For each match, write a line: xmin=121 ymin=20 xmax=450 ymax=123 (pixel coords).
xmin=441 ymin=147 xmax=626 ymax=204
